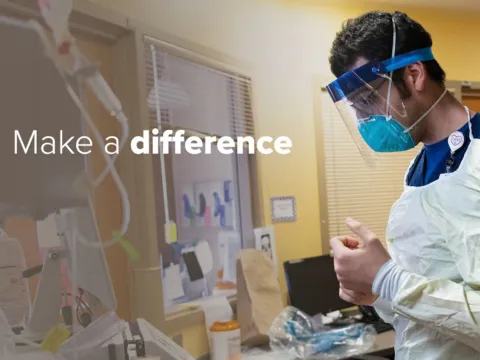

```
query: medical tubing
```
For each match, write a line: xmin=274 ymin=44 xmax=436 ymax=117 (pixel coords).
xmin=66 ymin=85 xmax=131 ymax=247
xmin=91 ymin=110 xmax=129 ymax=187
xmin=0 ymin=14 xmax=128 ymax=353
xmin=1 ymin=16 xmax=130 ymax=248
xmin=44 ymin=22 xmax=131 ymax=247
xmin=150 ymin=45 xmax=171 ymax=226
xmin=69 ymin=45 xmax=130 ymax=186
xmin=71 ymin=222 xmax=79 ymax=360
xmin=35 ymin=2 xmax=130 ymax=188
xmin=64 ymin=46 xmax=131 ymax=246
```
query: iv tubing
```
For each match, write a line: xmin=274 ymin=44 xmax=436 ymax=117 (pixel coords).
xmin=66 ymin=85 xmax=131 ymax=247
xmin=0 ymin=14 xmax=129 ymax=354
xmin=28 ymin=17 xmax=130 ymax=247
xmin=0 ymin=18 xmax=131 ymax=241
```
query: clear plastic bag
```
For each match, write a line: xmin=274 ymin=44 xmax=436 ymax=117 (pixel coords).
xmin=55 ymin=311 xmax=127 ymax=360
xmin=268 ymin=307 xmax=376 ymax=359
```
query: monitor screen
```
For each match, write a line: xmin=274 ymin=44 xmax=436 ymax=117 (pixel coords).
xmin=182 ymin=251 xmax=204 ymax=282
xmin=284 ymin=255 xmax=353 ymax=316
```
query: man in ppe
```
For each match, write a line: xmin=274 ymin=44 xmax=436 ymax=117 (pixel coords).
xmin=327 ymin=11 xmax=480 ymax=359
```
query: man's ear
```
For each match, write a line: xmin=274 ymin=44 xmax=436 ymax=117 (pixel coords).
xmin=404 ymin=62 xmax=427 ymax=92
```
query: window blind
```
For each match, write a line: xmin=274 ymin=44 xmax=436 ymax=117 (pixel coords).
xmin=142 ymin=35 xmax=258 ymax=310
xmin=144 ymin=36 xmax=255 ymax=139
xmin=320 ymin=90 xmax=419 ymax=246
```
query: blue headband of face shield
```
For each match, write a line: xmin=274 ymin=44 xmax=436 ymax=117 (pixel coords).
xmin=326 ymin=47 xmax=435 ymax=102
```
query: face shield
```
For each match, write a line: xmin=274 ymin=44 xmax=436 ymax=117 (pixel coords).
xmin=326 ymin=47 xmax=436 ymax=159
xmin=326 ymin=17 xmax=445 ymax=161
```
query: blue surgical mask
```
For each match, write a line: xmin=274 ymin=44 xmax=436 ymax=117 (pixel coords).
xmin=357 ymin=115 xmax=415 ymax=152
xmin=358 ymin=88 xmax=449 ymax=153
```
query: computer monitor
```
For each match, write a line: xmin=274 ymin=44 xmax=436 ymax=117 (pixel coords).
xmin=284 ymin=255 xmax=353 ymax=317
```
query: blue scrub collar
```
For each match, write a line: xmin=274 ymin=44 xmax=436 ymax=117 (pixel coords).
xmin=326 ymin=47 xmax=435 ymax=102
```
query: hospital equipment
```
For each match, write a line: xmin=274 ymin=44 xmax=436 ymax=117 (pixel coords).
xmin=0 ymin=235 xmax=31 ymax=328
xmin=0 ymin=2 xmax=191 ymax=359
xmin=0 ymin=10 xmax=128 ymax=355
xmin=0 ymin=4 xmax=130 ymax=242
xmin=18 ymin=207 xmax=117 ymax=345
xmin=98 ymin=318 xmax=195 ymax=360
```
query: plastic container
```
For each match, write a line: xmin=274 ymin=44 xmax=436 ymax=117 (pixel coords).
xmin=210 ymin=320 xmax=241 ymax=360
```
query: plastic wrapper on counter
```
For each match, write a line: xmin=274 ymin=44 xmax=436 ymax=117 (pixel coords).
xmin=268 ymin=307 xmax=376 ymax=359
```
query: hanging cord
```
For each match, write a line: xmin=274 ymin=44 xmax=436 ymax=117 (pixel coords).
xmin=151 ymin=45 xmax=172 ymax=243
xmin=403 ymin=88 xmax=448 ymax=133
xmin=385 ymin=16 xmax=397 ymax=119
xmin=465 ymin=106 xmax=474 ymax=141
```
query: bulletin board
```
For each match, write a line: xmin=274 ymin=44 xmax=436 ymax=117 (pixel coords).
xmin=154 ymin=143 xmax=253 ymax=312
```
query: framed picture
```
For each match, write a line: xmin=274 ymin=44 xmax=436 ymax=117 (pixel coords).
xmin=270 ymin=196 xmax=296 ymax=222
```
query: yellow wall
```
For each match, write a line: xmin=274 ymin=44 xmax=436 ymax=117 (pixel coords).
xmin=87 ymin=0 xmax=480 ymax=356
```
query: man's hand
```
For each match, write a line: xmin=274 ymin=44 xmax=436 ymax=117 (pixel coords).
xmin=330 ymin=218 xmax=391 ymax=303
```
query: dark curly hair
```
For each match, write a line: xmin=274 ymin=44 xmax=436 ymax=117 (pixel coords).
xmin=329 ymin=11 xmax=446 ymax=94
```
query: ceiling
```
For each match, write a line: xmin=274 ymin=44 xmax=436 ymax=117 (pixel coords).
xmin=367 ymin=0 xmax=480 ymax=11
xmin=294 ymin=0 xmax=480 ymax=12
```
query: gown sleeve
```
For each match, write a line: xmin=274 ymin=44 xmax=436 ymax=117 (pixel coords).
xmin=372 ymin=297 xmax=395 ymax=324
xmin=390 ymin=165 xmax=480 ymax=351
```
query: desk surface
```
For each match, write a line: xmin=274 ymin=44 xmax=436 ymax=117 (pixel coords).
xmin=369 ymin=330 xmax=395 ymax=353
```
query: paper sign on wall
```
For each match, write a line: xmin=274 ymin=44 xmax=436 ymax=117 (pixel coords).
xmin=217 ymin=231 xmax=241 ymax=283
xmin=254 ymin=226 xmax=278 ymax=274
xmin=163 ymin=264 xmax=185 ymax=302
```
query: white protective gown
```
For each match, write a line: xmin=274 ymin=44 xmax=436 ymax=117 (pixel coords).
xmin=373 ymin=132 xmax=480 ymax=359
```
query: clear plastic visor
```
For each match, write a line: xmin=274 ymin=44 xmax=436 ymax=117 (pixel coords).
xmin=326 ymin=48 xmax=435 ymax=161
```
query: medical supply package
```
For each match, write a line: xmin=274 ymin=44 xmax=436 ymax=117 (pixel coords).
xmin=269 ymin=306 xmax=376 ymax=359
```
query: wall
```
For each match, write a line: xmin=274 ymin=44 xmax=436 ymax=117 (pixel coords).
xmin=88 ymin=0 xmax=480 ymax=356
